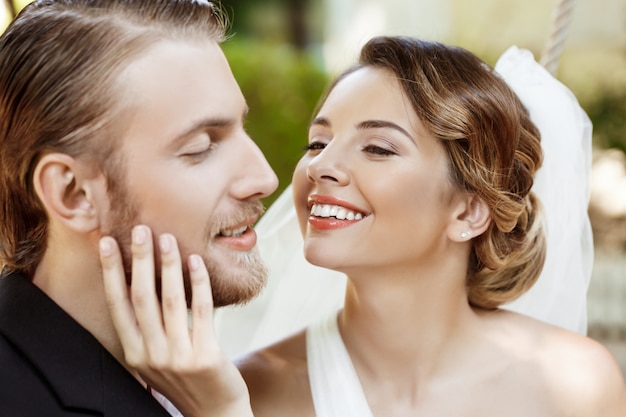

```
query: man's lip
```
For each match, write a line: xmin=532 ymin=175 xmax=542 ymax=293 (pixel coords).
xmin=217 ymin=216 xmax=260 ymax=235
xmin=308 ymin=194 xmax=368 ymax=215
xmin=214 ymin=226 xmax=257 ymax=251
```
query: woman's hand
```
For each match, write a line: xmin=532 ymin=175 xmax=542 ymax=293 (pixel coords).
xmin=99 ymin=225 xmax=252 ymax=417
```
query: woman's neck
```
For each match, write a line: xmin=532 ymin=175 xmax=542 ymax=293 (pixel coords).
xmin=337 ymin=263 xmax=481 ymax=384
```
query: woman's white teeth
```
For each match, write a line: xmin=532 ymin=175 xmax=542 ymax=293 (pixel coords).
xmin=311 ymin=204 xmax=363 ymax=220
xmin=220 ymin=225 xmax=248 ymax=237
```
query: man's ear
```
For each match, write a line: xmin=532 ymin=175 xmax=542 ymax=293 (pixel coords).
xmin=447 ymin=194 xmax=491 ymax=242
xmin=33 ymin=153 xmax=105 ymax=232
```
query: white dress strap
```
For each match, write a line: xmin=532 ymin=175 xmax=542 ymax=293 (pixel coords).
xmin=306 ymin=312 xmax=374 ymax=417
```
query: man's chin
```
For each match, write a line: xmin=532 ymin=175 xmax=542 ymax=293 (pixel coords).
xmin=210 ymin=276 xmax=266 ymax=307
xmin=206 ymin=250 xmax=268 ymax=307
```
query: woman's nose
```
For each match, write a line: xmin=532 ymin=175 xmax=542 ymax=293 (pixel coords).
xmin=305 ymin=145 xmax=350 ymax=186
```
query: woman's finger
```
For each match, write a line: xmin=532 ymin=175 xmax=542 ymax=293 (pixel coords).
xmin=99 ymin=236 xmax=142 ymax=353
xmin=187 ymin=253 xmax=217 ymax=352
xmin=129 ymin=225 xmax=167 ymax=357
xmin=158 ymin=233 xmax=193 ymax=357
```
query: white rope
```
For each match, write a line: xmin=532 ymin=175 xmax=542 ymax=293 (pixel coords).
xmin=540 ymin=0 xmax=577 ymax=75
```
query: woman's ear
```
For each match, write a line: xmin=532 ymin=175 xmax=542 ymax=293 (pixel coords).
xmin=447 ymin=194 xmax=491 ymax=242
xmin=33 ymin=153 xmax=105 ymax=232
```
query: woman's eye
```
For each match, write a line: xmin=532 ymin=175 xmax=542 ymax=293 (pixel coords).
xmin=302 ymin=141 xmax=326 ymax=153
xmin=363 ymin=145 xmax=396 ymax=156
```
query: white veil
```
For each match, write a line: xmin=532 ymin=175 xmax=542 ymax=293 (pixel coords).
xmin=215 ymin=46 xmax=594 ymax=357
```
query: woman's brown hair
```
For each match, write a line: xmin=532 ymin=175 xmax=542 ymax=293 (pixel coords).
xmin=353 ymin=36 xmax=546 ymax=308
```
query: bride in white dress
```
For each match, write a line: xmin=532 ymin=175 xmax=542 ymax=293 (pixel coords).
xmin=231 ymin=37 xmax=625 ymax=417
xmin=214 ymin=42 xmax=596 ymax=358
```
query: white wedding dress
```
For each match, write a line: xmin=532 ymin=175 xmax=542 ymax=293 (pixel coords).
xmin=307 ymin=312 xmax=373 ymax=417
xmin=215 ymin=48 xmax=594 ymax=415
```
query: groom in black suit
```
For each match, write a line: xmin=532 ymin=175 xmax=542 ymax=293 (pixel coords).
xmin=0 ymin=1 xmax=277 ymax=416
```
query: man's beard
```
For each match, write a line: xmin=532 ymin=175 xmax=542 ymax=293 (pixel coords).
xmin=202 ymin=243 xmax=268 ymax=307
xmin=103 ymin=184 xmax=268 ymax=308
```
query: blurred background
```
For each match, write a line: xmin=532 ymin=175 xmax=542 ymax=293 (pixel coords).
xmin=2 ymin=0 xmax=625 ymax=373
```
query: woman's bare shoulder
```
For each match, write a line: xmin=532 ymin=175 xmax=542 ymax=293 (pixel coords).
xmin=540 ymin=326 xmax=626 ymax=415
xmin=492 ymin=310 xmax=626 ymax=416
xmin=235 ymin=329 xmax=315 ymax=417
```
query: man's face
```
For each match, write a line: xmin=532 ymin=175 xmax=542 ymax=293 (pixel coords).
xmin=104 ymin=39 xmax=278 ymax=307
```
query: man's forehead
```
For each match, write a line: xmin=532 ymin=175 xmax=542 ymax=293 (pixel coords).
xmin=113 ymin=39 xmax=244 ymax=150
xmin=118 ymin=40 xmax=235 ymax=101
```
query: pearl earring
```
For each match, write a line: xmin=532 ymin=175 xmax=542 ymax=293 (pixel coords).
xmin=461 ymin=231 xmax=471 ymax=239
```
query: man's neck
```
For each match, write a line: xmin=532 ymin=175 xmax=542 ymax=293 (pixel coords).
xmin=32 ymin=239 xmax=126 ymax=365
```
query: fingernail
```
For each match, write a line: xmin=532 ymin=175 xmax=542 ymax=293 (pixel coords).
xmin=159 ymin=234 xmax=171 ymax=253
xmin=133 ymin=226 xmax=147 ymax=244
xmin=188 ymin=254 xmax=200 ymax=271
xmin=99 ymin=238 xmax=112 ymax=256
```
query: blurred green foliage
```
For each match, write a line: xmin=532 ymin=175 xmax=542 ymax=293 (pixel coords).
xmin=584 ymin=90 xmax=626 ymax=154
xmin=222 ymin=40 xmax=330 ymax=205
xmin=220 ymin=0 xmax=320 ymax=49
xmin=2 ymin=0 xmax=623 ymax=204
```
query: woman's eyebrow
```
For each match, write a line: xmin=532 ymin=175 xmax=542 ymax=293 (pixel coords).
xmin=309 ymin=117 xmax=416 ymax=145
xmin=309 ymin=116 xmax=331 ymax=128
xmin=357 ymin=119 xmax=415 ymax=143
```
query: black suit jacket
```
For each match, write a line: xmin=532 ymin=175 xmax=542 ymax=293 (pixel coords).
xmin=0 ymin=272 xmax=171 ymax=416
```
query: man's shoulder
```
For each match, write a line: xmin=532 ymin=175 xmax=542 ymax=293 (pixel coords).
xmin=0 ymin=332 xmax=69 ymax=416
xmin=0 ymin=272 xmax=171 ymax=417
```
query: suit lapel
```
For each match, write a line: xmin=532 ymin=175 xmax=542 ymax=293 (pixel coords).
xmin=0 ymin=272 xmax=170 ymax=416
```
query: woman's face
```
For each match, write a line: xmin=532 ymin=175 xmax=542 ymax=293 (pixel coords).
xmin=292 ymin=66 xmax=464 ymax=275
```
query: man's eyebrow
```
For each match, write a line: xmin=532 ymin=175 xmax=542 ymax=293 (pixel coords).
xmin=357 ymin=120 xmax=415 ymax=143
xmin=171 ymin=107 xmax=249 ymax=146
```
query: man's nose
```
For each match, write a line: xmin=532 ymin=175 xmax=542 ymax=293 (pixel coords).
xmin=232 ymin=135 xmax=279 ymax=200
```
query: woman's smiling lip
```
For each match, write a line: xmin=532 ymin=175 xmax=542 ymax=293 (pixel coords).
xmin=307 ymin=194 xmax=369 ymax=230
xmin=308 ymin=194 xmax=368 ymax=214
